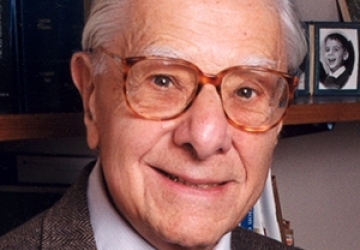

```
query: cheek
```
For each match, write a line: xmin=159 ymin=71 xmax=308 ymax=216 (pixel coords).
xmin=93 ymin=76 xmax=154 ymax=195
xmin=337 ymin=53 xmax=344 ymax=61
xmin=98 ymin=113 xmax=160 ymax=170
xmin=233 ymin=129 xmax=278 ymax=178
xmin=98 ymin=115 xmax=177 ymax=231
xmin=98 ymin=116 xmax=162 ymax=211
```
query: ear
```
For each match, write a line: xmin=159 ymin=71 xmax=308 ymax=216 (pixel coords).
xmin=71 ymin=52 xmax=100 ymax=150
xmin=343 ymin=51 xmax=349 ymax=61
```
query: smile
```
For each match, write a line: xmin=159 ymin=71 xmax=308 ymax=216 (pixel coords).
xmin=157 ymin=168 xmax=225 ymax=189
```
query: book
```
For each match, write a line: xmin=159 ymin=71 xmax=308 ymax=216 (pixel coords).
xmin=240 ymin=208 xmax=253 ymax=231
xmin=0 ymin=0 xmax=18 ymax=113
xmin=253 ymin=172 xmax=282 ymax=242
xmin=16 ymin=0 xmax=84 ymax=113
xmin=0 ymin=153 xmax=17 ymax=185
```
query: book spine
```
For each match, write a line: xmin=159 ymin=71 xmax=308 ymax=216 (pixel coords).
xmin=17 ymin=0 xmax=83 ymax=113
xmin=0 ymin=0 xmax=18 ymax=113
xmin=240 ymin=208 xmax=254 ymax=231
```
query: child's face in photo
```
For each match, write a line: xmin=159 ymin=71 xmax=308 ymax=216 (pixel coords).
xmin=324 ymin=38 xmax=348 ymax=73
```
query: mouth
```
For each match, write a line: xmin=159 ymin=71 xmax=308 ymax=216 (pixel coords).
xmin=156 ymin=168 xmax=226 ymax=190
xmin=328 ymin=58 xmax=336 ymax=65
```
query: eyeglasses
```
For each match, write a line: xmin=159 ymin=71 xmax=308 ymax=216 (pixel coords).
xmin=91 ymin=47 xmax=298 ymax=132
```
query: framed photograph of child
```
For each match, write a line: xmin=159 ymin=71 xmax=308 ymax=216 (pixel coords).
xmin=314 ymin=22 xmax=360 ymax=96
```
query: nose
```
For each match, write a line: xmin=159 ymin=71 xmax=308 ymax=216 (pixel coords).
xmin=173 ymin=85 xmax=232 ymax=160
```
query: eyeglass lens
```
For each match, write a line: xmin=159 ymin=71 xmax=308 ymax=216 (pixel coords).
xmin=124 ymin=59 xmax=289 ymax=131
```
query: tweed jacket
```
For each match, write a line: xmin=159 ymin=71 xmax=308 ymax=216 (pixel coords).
xmin=0 ymin=163 xmax=301 ymax=250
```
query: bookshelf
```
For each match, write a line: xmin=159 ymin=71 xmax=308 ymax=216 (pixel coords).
xmin=0 ymin=113 xmax=85 ymax=141
xmin=1 ymin=96 xmax=360 ymax=142
xmin=285 ymin=96 xmax=360 ymax=125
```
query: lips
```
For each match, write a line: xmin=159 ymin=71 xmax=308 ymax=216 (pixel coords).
xmin=328 ymin=58 xmax=336 ymax=65
xmin=156 ymin=168 xmax=225 ymax=190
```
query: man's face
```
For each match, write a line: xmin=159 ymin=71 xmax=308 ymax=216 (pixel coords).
xmin=77 ymin=0 xmax=286 ymax=249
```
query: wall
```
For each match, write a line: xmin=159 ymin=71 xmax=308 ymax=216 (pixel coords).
xmin=273 ymin=122 xmax=360 ymax=250
xmin=272 ymin=1 xmax=360 ymax=250
xmin=295 ymin=0 xmax=339 ymax=21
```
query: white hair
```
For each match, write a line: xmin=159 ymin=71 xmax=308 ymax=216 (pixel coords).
xmin=82 ymin=0 xmax=307 ymax=74
xmin=275 ymin=0 xmax=307 ymax=73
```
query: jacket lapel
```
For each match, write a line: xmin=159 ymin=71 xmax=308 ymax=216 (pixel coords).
xmin=41 ymin=162 xmax=97 ymax=249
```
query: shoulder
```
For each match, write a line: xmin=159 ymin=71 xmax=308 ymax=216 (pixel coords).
xmin=0 ymin=162 xmax=97 ymax=249
xmin=231 ymin=227 xmax=303 ymax=250
xmin=335 ymin=70 xmax=351 ymax=89
xmin=0 ymin=212 xmax=45 ymax=249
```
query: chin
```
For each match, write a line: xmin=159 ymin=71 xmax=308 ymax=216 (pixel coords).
xmin=155 ymin=233 xmax=220 ymax=250
xmin=145 ymin=219 xmax=233 ymax=250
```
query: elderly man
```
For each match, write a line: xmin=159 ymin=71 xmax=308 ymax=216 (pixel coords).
xmin=0 ymin=0 xmax=306 ymax=249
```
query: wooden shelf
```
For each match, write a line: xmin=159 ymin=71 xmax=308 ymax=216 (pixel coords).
xmin=1 ymin=96 xmax=360 ymax=141
xmin=0 ymin=113 xmax=85 ymax=141
xmin=0 ymin=185 xmax=68 ymax=193
xmin=284 ymin=96 xmax=360 ymax=125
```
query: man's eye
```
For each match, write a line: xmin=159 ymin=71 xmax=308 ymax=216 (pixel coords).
xmin=153 ymin=75 xmax=173 ymax=87
xmin=236 ymin=87 xmax=256 ymax=99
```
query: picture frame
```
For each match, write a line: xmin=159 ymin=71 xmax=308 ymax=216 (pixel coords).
xmin=294 ymin=22 xmax=311 ymax=97
xmin=294 ymin=55 xmax=310 ymax=97
xmin=313 ymin=22 xmax=360 ymax=96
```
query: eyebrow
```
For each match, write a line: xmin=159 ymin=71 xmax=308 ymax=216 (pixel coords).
xmin=240 ymin=57 xmax=277 ymax=68
xmin=143 ymin=45 xmax=186 ymax=59
xmin=142 ymin=45 xmax=277 ymax=68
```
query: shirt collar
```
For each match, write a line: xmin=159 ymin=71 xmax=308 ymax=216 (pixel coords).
xmin=87 ymin=159 xmax=232 ymax=250
xmin=329 ymin=65 xmax=346 ymax=78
